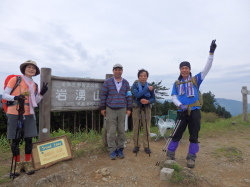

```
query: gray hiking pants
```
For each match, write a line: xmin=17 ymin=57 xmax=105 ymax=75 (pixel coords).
xmin=106 ymin=107 xmax=126 ymax=153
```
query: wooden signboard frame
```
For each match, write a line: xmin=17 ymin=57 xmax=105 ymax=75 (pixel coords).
xmin=39 ymin=68 xmax=107 ymax=141
xmin=32 ymin=135 xmax=72 ymax=170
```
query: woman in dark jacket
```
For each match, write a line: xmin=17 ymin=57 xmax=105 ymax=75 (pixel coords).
xmin=132 ymin=69 xmax=155 ymax=154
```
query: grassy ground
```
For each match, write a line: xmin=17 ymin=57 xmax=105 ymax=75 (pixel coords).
xmin=0 ymin=113 xmax=249 ymax=185
xmin=0 ymin=129 xmax=107 ymax=184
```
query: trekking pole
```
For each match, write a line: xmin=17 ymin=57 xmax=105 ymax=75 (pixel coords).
xmin=135 ymin=107 xmax=141 ymax=156
xmin=10 ymin=121 xmax=22 ymax=179
xmin=9 ymin=98 xmax=25 ymax=179
xmin=155 ymin=112 xmax=183 ymax=166
xmin=143 ymin=106 xmax=150 ymax=157
xmin=10 ymin=126 xmax=20 ymax=179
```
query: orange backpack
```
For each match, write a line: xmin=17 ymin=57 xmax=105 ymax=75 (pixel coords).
xmin=1 ymin=75 xmax=22 ymax=112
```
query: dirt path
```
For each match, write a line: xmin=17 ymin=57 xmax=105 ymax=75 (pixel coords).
xmin=1 ymin=129 xmax=250 ymax=187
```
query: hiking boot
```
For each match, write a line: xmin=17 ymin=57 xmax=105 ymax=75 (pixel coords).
xmin=110 ymin=150 xmax=117 ymax=160
xmin=187 ymin=159 xmax=195 ymax=168
xmin=117 ymin=148 xmax=124 ymax=159
xmin=23 ymin=161 xmax=35 ymax=175
xmin=10 ymin=162 xmax=23 ymax=176
xmin=144 ymin=148 xmax=151 ymax=154
xmin=133 ymin=147 xmax=140 ymax=153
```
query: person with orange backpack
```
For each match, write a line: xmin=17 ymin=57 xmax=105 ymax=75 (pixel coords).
xmin=2 ymin=60 xmax=48 ymax=177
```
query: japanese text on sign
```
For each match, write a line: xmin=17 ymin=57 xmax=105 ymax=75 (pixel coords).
xmin=51 ymin=80 xmax=103 ymax=110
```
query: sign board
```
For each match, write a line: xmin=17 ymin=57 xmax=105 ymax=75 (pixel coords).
xmin=50 ymin=77 xmax=104 ymax=111
xmin=32 ymin=135 xmax=72 ymax=170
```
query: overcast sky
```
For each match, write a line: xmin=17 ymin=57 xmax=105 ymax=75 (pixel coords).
xmin=0 ymin=0 xmax=249 ymax=102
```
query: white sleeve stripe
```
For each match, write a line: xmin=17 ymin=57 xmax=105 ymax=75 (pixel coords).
xmin=2 ymin=87 xmax=16 ymax=101
xmin=172 ymin=95 xmax=181 ymax=107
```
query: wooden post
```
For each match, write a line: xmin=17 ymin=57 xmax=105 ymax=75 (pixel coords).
xmin=92 ymin=110 xmax=94 ymax=130
xmin=98 ymin=112 xmax=101 ymax=133
xmin=85 ymin=111 xmax=88 ymax=132
xmin=241 ymin=86 xmax=249 ymax=122
xmin=78 ymin=113 xmax=81 ymax=132
xmin=74 ymin=112 xmax=76 ymax=134
xmin=39 ymin=68 xmax=52 ymax=141
xmin=63 ymin=113 xmax=65 ymax=130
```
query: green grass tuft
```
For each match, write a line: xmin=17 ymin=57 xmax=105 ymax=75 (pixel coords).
xmin=212 ymin=146 xmax=243 ymax=162
xmin=171 ymin=163 xmax=182 ymax=172
xmin=0 ymin=165 xmax=11 ymax=184
xmin=170 ymin=164 xmax=197 ymax=184
xmin=0 ymin=178 xmax=11 ymax=184
xmin=0 ymin=135 xmax=10 ymax=149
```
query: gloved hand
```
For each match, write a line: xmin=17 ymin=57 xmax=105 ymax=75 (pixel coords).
xmin=179 ymin=104 xmax=187 ymax=111
xmin=209 ymin=39 xmax=217 ymax=53
xmin=40 ymin=82 xmax=48 ymax=96
xmin=14 ymin=95 xmax=26 ymax=102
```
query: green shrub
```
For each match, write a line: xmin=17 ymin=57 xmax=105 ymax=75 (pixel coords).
xmin=51 ymin=128 xmax=72 ymax=138
xmin=0 ymin=135 xmax=10 ymax=149
xmin=201 ymin=112 xmax=219 ymax=123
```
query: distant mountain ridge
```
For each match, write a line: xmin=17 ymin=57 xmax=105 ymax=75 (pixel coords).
xmin=215 ymin=98 xmax=250 ymax=117
xmin=159 ymin=98 xmax=248 ymax=117
xmin=0 ymin=95 xmax=248 ymax=117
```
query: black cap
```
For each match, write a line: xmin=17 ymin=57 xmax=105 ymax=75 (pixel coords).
xmin=179 ymin=61 xmax=191 ymax=69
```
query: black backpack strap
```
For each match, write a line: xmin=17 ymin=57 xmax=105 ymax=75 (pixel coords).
xmin=10 ymin=76 xmax=22 ymax=95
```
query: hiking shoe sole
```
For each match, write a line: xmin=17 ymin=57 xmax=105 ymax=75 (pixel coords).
xmin=187 ymin=159 xmax=195 ymax=168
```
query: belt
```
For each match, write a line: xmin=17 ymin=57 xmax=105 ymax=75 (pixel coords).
xmin=6 ymin=101 xmax=30 ymax=106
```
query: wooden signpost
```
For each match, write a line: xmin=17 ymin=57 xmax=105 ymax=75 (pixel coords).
xmin=39 ymin=68 xmax=106 ymax=141
xmin=35 ymin=68 xmax=108 ymax=169
xmin=241 ymin=86 xmax=250 ymax=121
